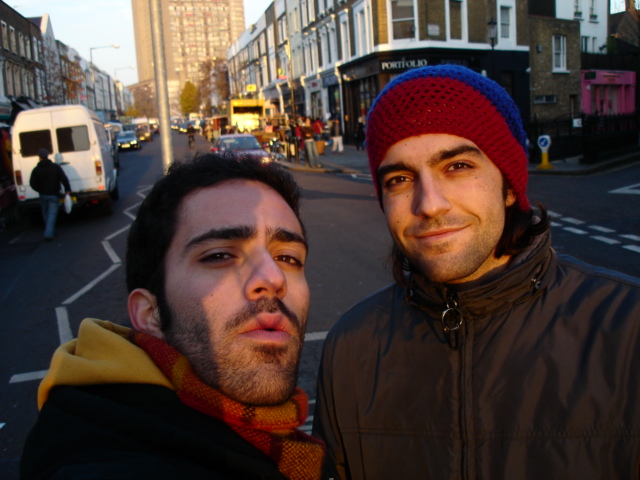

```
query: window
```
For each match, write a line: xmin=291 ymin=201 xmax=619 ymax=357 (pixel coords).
xmin=581 ymin=36 xmax=589 ymax=52
xmin=20 ymin=130 xmax=53 ymax=157
xmin=339 ymin=14 xmax=350 ymax=61
xmin=500 ymin=7 xmax=510 ymax=38
xmin=449 ymin=0 xmax=463 ymax=40
xmin=552 ymin=35 xmax=566 ymax=71
xmin=1 ymin=22 xmax=8 ymax=50
xmin=56 ymin=126 xmax=90 ymax=153
xmin=574 ymin=0 xmax=582 ymax=14
xmin=9 ymin=26 xmax=16 ymax=53
xmin=391 ymin=0 xmax=415 ymax=39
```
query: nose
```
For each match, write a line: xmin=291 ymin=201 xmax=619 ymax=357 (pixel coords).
xmin=413 ymin=174 xmax=452 ymax=218
xmin=244 ymin=250 xmax=287 ymax=301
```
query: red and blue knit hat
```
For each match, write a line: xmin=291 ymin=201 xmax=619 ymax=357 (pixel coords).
xmin=366 ymin=64 xmax=530 ymax=211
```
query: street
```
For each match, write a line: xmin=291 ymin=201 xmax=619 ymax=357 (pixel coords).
xmin=1 ymin=131 xmax=639 ymax=477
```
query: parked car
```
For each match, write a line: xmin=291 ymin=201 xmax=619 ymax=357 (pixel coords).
xmin=117 ymin=131 xmax=140 ymax=150
xmin=210 ymin=134 xmax=273 ymax=163
xmin=134 ymin=123 xmax=153 ymax=142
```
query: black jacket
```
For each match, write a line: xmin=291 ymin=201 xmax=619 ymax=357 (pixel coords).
xmin=21 ymin=384 xmax=287 ymax=480
xmin=20 ymin=319 xmax=288 ymax=480
xmin=313 ymin=233 xmax=640 ymax=479
xmin=29 ymin=159 xmax=71 ymax=196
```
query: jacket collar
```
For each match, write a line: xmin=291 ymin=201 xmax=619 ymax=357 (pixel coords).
xmin=406 ymin=230 xmax=555 ymax=320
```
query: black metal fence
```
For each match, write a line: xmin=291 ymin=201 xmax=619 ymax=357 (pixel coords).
xmin=528 ymin=113 xmax=639 ymax=165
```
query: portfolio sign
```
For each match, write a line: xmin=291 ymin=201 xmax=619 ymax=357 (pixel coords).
xmin=380 ymin=57 xmax=429 ymax=72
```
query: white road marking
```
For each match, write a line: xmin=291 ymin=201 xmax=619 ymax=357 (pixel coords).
xmin=610 ymin=182 xmax=640 ymax=195
xmin=564 ymin=227 xmax=588 ymax=235
xmin=547 ymin=210 xmax=562 ymax=218
xmin=590 ymin=225 xmax=616 ymax=233
xmin=623 ymin=245 xmax=640 ymax=253
xmin=9 ymin=370 xmax=47 ymax=384
xmin=562 ymin=217 xmax=585 ymax=225
xmin=591 ymin=236 xmax=620 ymax=245
xmin=550 ymin=221 xmax=562 ymax=227
xmin=104 ymin=224 xmax=131 ymax=241
xmin=56 ymin=306 xmax=73 ymax=344
xmin=0 ymin=422 xmax=5 ymax=429
xmin=62 ymin=263 xmax=121 ymax=305
xmin=101 ymin=240 xmax=121 ymax=264
xmin=620 ymin=234 xmax=640 ymax=242
xmin=305 ymin=331 xmax=328 ymax=341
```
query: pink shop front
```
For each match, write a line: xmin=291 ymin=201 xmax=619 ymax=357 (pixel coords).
xmin=581 ymin=70 xmax=636 ymax=116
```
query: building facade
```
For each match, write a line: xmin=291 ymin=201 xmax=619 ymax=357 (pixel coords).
xmin=228 ymin=0 xmax=621 ymax=144
xmin=132 ymin=0 xmax=245 ymax=115
xmin=229 ymin=0 xmax=533 ymax=141
xmin=0 ymin=3 xmax=46 ymax=123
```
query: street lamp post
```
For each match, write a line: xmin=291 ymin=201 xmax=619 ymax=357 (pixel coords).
xmin=89 ymin=44 xmax=119 ymax=110
xmin=487 ymin=18 xmax=497 ymax=80
xmin=114 ymin=65 xmax=135 ymax=81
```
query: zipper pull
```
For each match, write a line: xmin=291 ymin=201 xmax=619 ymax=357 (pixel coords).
xmin=441 ymin=293 xmax=463 ymax=350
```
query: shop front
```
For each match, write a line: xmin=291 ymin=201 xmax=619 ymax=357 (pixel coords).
xmin=582 ymin=70 xmax=636 ymax=116
xmin=339 ymin=48 xmax=529 ymax=144
xmin=323 ymin=73 xmax=341 ymax=122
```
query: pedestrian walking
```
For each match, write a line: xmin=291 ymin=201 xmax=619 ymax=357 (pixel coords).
xmin=29 ymin=148 xmax=71 ymax=241
xmin=301 ymin=118 xmax=320 ymax=167
xmin=354 ymin=118 xmax=365 ymax=151
xmin=330 ymin=119 xmax=343 ymax=154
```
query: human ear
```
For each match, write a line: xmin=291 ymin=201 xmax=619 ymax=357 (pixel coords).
xmin=128 ymin=288 xmax=164 ymax=339
xmin=506 ymin=189 xmax=516 ymax=207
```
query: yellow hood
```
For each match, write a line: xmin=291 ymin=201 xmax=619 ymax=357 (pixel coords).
xmin=38 ymin=318 xmax=174 ymax=409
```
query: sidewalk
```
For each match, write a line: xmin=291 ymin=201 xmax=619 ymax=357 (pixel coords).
xmin=278 ymin=144 xmax=640 ymax=176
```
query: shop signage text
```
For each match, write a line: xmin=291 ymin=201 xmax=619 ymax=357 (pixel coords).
xmin=380 ymin=57 xmax=429 ymax=71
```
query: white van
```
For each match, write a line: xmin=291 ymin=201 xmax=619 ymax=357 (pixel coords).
xmin=12 ymin=105 xmax=118 ymax=214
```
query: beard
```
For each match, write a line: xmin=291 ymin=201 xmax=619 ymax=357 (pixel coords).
xmin=160 ymin=296 xmax=306 ymax=406
xmin=395 ymin=213 xmax=506 ymax=285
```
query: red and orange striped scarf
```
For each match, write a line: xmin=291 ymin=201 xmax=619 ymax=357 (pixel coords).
xmin=132 ymin=331 xmax=325 ymax=480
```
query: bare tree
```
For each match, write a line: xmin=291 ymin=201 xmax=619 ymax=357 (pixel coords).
xmin=41 ymin=38 xmax=64 ymax=104
xmin=212 ymin=58 xmax=230 ymax=111
xmin=198 ymin=59 xmax=214 ymax=116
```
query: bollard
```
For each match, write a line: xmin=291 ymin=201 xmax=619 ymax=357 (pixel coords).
xmin=537 ymin=135 xmax=554 ymax=170
xmin=538 ymin=151 xmax=553 ymax=170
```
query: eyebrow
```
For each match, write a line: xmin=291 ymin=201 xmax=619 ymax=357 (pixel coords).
xmin=183 ymin=225 xmax=308 ymax=256
xmin=377 ymin=144 xmax=484 ymax=184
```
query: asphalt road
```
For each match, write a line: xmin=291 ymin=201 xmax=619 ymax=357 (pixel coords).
xmin=1 ymin=132 xmax=638 ymax=477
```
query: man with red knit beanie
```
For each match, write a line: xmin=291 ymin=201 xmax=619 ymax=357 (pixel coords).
xmin=313 ymin=65 xmax=640 ymax=479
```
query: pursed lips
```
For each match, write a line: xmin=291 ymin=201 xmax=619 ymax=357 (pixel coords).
xmin=237 ymin=313 xmax=297 ymax=343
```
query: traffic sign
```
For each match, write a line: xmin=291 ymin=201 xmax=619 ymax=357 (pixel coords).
xmin=537 ymin=135 xmax=551 ymax=153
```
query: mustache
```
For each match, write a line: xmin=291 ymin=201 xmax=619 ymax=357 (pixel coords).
xmin=406 ymin=216 xmax=465 ymax=236
xmin=225 ymin=297 xmax=302 ymax=336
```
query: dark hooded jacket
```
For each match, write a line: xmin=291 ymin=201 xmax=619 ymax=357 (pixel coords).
xmin=313 ymin=232 xmax=640 ymax=479
xmin=20 ymin=319 xmax=287 ymax=480
xmin=29 ymin=159 xmax=71 ymax=196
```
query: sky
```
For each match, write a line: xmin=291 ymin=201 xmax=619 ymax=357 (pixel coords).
xmin=12 ymin=0 xmax=274 ymax=88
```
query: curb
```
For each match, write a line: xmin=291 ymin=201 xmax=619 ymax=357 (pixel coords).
xmin=528 ymin=153 xmax=640 ymax=176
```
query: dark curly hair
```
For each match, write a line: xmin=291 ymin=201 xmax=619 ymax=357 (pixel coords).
xmin=126 ymin=153 xmax=305 ymax=304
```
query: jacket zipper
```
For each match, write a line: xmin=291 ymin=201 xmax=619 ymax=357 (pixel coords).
xmin=441 ymin=291 xmax=475 ymax=479
xmin=441 ymin=292 xmax=463 ymax=350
